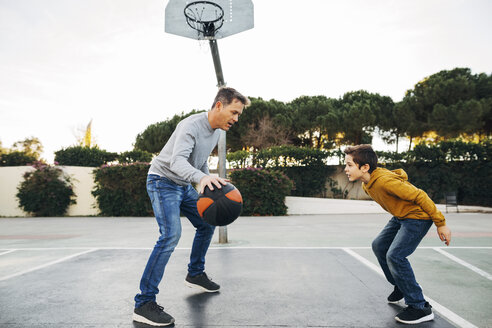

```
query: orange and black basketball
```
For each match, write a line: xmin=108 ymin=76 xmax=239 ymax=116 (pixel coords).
xmin=197 ymin=183 xmax=243 ymax=226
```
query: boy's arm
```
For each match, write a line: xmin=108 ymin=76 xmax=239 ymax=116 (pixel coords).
xmin=383 ymin=178 xmax=446 ymax=227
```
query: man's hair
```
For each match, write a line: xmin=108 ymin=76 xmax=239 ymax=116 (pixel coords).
xmin=344 ymin=144 xmax=378 ymax=173
xmin=211 ymin=87 xmax=250 ymax=109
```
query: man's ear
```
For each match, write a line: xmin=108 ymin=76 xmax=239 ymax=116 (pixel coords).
xmin=360 ymin=163 xmax=370 ymax=173
xmin=214 ymin=101 xmax=223 ymax=111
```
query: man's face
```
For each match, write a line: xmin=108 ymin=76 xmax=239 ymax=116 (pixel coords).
xmin=217 ymin=99 xmax=244 ymax=131
xmin=344 ymin=154 xmax=364 ymax=182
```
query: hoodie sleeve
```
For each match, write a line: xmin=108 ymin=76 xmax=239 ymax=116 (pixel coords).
xmin=382 ymin=178 xmax=446 ymax=227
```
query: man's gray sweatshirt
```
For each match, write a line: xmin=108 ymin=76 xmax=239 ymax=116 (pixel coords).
xmin=148 ymin=112 xmax=220 ymax=186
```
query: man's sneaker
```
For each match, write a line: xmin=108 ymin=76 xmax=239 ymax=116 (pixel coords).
xmin=133 ymin=301 xmax=175 ymax=326
xmin=387 ymin=285 xmax=404 ymax=304
xmin=185 ymin=272 xmax=220 ymax=292
xmin=395 ymin=302 xmax=434 ymax=324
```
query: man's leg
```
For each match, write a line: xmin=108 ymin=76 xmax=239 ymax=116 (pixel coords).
xmin=386 ymin=218 xmax=433 ymax=308
xmin=134 ymin=176 xmax=183 ymax=308
xmin=180 ymin=184 xmax=218 ymax=292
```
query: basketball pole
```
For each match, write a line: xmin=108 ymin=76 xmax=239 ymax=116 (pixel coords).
xmin=209 ymin=39 xmax=228 ymax=244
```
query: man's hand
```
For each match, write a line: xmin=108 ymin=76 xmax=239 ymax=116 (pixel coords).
xmin=199 ymin=175 xmax=229 ymax=194
xmin=437 ymin=225 xmax=451 ymax=246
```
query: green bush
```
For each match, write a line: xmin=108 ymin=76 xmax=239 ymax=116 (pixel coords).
xmin=0 ymin=151 xmax=37 ymax=166
xmin=117 ymin=150 xmax=153 ymax=163
xmin=16 ymin=162 xmax=76 ymax=216
xmin=55 ymin=146 xmax=117 ymax=167
xmin=228 ymin=146 xmax=333 ymax=197
xmin=382 ymin=140 xmax=491 ymax=206
xmin=92 ymin=163 xmax=152 ymax=216
xmin=230 ymin=168 xmax=293 ymax=216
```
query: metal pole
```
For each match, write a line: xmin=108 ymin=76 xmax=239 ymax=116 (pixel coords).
xmin=209 ymin=39 xmax=228 ymax=244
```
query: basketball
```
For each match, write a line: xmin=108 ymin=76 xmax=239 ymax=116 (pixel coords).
xmin=197 ymin=183 xmax=243 ymax=226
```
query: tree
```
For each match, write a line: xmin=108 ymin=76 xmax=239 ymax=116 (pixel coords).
xmin=12 ymin=137 xmax=43 ymax=159
xmin=397 ymin=68 xmax=491 ymax=143
xmin=336 ymin=90 xmax=390 ymax=145
xmin=134 ymin=110 xmax=204 ymax=153
xmin=227 ymin=97 xmax=294 ymax=151
xmin=241 ymin=116 xmax=292 ymax=149
xmin=289 ymin=96 xmax=338 ymax=149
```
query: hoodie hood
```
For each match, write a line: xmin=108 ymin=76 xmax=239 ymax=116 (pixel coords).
xmin=365 ymin=167 xmax=408 ymax=189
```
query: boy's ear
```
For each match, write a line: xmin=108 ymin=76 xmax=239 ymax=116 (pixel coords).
xmin=360 ymin=163 xmax=370 ymax=173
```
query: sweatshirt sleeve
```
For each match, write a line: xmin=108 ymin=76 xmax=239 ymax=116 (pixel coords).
xmin=169 ymin=124 xmax=207 ymax=184
xmin=383 ymin=178 xmax=446 ymax=227
xmin=200 ymin=160 xmax=210 ymax=175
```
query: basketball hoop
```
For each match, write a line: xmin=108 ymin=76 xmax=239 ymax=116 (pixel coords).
xmin=184 ymin=1 xmax=224 ymax=39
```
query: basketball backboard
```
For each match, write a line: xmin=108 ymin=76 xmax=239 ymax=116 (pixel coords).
xmin=165 ymin=0 xmax=254 ymax=40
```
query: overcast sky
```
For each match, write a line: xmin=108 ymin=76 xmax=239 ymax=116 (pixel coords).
xmin=1 ymin=0 xmax=491 ymax=162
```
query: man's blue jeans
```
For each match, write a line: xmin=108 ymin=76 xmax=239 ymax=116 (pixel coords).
xmin=134 ymin=174 xmax=215 ymax=308
xmin=372 ymin=216 xmax=433 ymax=309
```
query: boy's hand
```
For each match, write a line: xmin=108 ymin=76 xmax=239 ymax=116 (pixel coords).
xmin=199 ymin=175 xmax=229 ymax=194
xmin=437 ymin=225 xmax=451 ymax=246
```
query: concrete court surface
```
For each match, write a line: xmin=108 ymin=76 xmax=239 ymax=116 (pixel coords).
xmin=0 ymin=212 xmax=491 ymax=328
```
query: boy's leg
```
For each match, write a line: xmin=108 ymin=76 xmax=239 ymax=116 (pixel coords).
xmin=386 ymin=218 xmax=433 ymax=309
xmin=371 ymin=216 xmax=401 ymax=286
xmin=134 ymin=176 xmax=183 ymax=308
xmin=180 ymin=184 xmax=216 ymax=276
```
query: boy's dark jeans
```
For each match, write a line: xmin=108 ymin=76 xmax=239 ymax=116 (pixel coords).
xmin=372 ymin=216 xmax=433 ymax=309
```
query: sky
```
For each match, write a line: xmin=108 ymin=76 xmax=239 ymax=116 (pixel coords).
xmin=1 ymin=0 xmax=491 ymax=163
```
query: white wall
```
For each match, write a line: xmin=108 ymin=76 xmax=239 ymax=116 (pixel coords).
xmin=0 ymin=166 xmax=98 ymax=217
xmin=0 ymin=165 xmax=370 ymax=217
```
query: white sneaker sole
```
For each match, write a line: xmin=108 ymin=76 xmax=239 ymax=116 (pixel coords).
xmin=388 ymin=298 xmax=404 ymax=305
xmin=395 ymin=312 xmax=434 ymax=324
xmin=184 ymin=280 xmax=220 ymax=293
xmin=132 ymin=312 xmax=175 ymax=326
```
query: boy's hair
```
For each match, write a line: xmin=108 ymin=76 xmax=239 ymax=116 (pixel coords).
xmin=344 ymin=144 xmax=378 ymax=173
xmin=211 ymin=87 xmax=250 ymax=109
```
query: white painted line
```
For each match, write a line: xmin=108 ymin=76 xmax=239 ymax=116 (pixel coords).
xmin=342 ymin=248 xmax=478 ymax=328
xmin=433 ymin=247 xmax=492 ymax=281
xmin=0 ymin=248 xmax=98 ymax=282
xmin=0 ymin=250 xmax=17 ymax=256
xmin=3 ymin=246 xmax=491 ymax=251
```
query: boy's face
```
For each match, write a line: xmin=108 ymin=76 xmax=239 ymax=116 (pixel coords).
xmin=344 ymin=154 xmax=367 ymax=182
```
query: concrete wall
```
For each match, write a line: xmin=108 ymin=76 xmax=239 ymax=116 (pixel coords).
xmin=0 ymin=166 xmax=370 ymax=217
xmin=324 ymin=166 xmax=371 ymax=200
xmin=0 ymin=166 xmax=98 ymax=217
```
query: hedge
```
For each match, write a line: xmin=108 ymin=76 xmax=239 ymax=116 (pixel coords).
xmin=229 ymin=168 xmax=293 ymax=216
xmin=92 ymin=163 xmax=152 ymax=216
xmin=55 ymin=146 xmax=118 ymax=167
xmin=16 ymin=162 xmax=76 ymax=216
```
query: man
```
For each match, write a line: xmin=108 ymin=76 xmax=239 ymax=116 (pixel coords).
xmin=133 ymin=87 xmax=250 ymax=326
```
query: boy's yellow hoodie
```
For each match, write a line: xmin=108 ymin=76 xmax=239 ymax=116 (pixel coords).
xmin=362 ymin=167 xmax=446 ymax=227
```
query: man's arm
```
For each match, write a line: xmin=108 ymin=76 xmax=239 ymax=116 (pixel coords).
xmin=169 ymin=126 xmax=206 ymax=184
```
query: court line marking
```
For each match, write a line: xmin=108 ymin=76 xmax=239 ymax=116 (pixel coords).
xmin=1 ymin=246 xmax=491 ymax=251
xmin=433 ymin=247 xmax=492 ymax=280
xmin=0 ymin=249 xmax=17 ymax=256
xmin=0 ymin=245 xmax=485 ymax=327
xmin=0 ymin=248 xmax=98 ymax=282
xmin=342 ymin=248 xmax=478 ymax=328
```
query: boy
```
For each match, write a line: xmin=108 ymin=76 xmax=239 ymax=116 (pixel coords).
xmin=344 ymin=144 xmax=451 ymax=325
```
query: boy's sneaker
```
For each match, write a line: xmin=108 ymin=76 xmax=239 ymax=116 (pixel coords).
xmin=395 ymin=302 xmax=434 ymax=324
xmin=185 ymin=272 xmax=220 ymax=292
xmin=133 ymin=301 xmax=175 ymax=326
xmin=387 ymin=285 xmax=404 ymax=304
